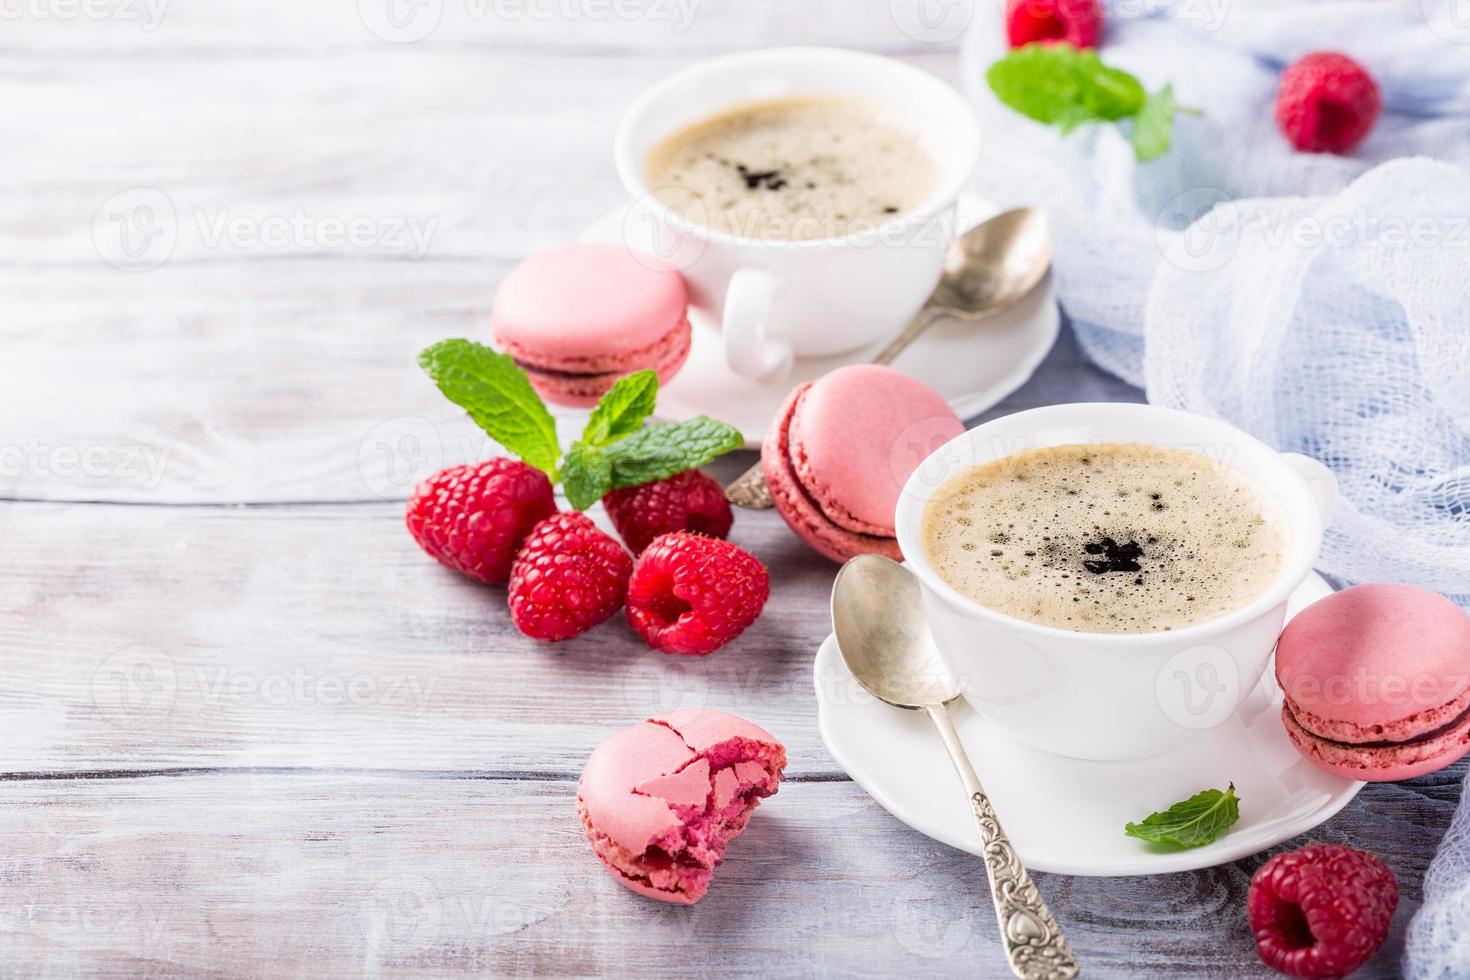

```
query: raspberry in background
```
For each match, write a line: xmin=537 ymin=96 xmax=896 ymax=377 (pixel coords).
xmin=509 ymin=513 xmax=633 ymax=642
xmin=1005 ymin=0 xmax=1102 ymax=49
xmin=603 ymin=470 xmax=734 ymax=555
xmin=626 ymin=533 xmax=769 ymax=656
xmin=1275 ymin=52 xmax=1381 ymax=154
xmin=1247 ymin=843 xmax=1398 ymax=979
xmin=406 ymin=459 xmax=557 ymax=585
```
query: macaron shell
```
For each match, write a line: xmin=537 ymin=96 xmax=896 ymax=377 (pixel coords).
xmin=1276 ymin=583 xmax=1470 ymax=737
xmin=509 ymin=315 xmax=691 ymax=408
xmin=576 ymin=711 xmax=786 ymax=905
xmin=492 ymin=244 xmax=688 ymax=364
xmin=787 ymin=364 xmax=964 ymax=535
xmin=1282 ymin=703 xmax=1470 ymax=782
xmin=763 ymin=382 xmax=902 ymax=564
xmin=577 ymin=718 xmax=692 ymax=855
xmin=652 ymin=709 xmax=781 ymax=755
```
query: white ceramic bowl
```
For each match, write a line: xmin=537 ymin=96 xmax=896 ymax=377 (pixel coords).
xmin=894 ymin=403 xmax=1338 ymax=761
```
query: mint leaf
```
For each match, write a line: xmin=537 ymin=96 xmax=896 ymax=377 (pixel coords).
xmin=987 ymin=44 xmax=1145 ymax=129
xmin=1132 ymin=84 xmax=1177 ymax=163
xmin=1125 ymin=785 xmax=1241 ymax=850
xmin=418 ymin=339 xmax=560 ymax=477
xmin=605 ymin=417 xmax=744 ymax=489
xmin=562 ymin=442 xmax=612 ymax=511
xmin=583 ymin=370 xmax=658 ymax=448
xmin=987 ymin=44 xmax=1196 ymax=162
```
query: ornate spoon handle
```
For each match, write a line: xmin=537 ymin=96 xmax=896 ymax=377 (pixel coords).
xmin=925 ymin=703 xmax=1080 ymax=980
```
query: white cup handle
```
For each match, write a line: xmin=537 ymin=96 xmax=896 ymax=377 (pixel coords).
xmin=723 ymin=268 xmax=794 ymax=382
xmin=1280 ymin=453 xmax=1338 ymax=524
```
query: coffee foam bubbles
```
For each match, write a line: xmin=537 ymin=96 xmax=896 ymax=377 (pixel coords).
xmin=922 ymin=444 xmax=1286 ymax=635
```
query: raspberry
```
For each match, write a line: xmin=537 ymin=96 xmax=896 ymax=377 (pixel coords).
xmin=602 ymin=470 xmax=734 ymax=555
xmin=1275 ymin=52 xmax=1381 ymax=154
xmin=1248 ymin=844 xmax=1398 ymax=979
xmin=626 ymin=533 xmax=769 ymax=656
xmin=1005 ymin=0 xmax=1102 ymax=49
xmin=406 ymin=459 xmax=557 ymax=584
xmin=509 ymin=513 xmax=633 ymax=642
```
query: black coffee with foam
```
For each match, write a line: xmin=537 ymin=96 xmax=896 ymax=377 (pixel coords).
xmin=922 ymin=444 xmax=1286 ymax=634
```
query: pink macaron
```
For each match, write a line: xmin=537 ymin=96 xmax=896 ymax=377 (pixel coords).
xmin=492 ymin=244 xmax=691 ymax=407
xmin=762 ymin=364 xmax=964 ymax=563
xmin=1277 ymin=583 xmax=1470 ymax=781
xmin=576 ymin=709 xmax=786 ymax=905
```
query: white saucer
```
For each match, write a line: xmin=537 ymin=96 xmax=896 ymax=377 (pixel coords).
xmin=814 ymin=572 xmax=1365 ymax=877
xmin=582 ymin=196 xmax=1061 ymax=447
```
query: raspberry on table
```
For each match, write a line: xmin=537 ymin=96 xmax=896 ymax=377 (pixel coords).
xmin=626 ymin=532 xmax=770 ymax=656
xmin=1005 ymin=0 xmax=1102 ymax=49
xmin=1275 ymin=52 xmax=1381 ymax=154
xmin=602 ymin=470 xmax=734 ymax=555
xmin=509 ymin=513 xmax=633 ymax=642
xmin=1247 ymin=843 xmax=1398 ymax=979
xmin=406 ymin=458 xmax=557 ymax=585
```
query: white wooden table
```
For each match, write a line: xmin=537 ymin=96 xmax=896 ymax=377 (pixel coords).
xmin=2 ymin=3 xmax=1459 ymax=976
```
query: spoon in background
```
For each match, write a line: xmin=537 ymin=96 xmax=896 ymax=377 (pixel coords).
xmin=831 ymin=554 xmax=1080 ymax=980
xmin=725 ymin=207 xmax=1052 ymax=510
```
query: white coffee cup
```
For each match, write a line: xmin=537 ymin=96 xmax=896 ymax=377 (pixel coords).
xmin=614 ymin=47 xmax=982 ymax=382
xmin=893 ymin=403 xmax=1339 ymax=762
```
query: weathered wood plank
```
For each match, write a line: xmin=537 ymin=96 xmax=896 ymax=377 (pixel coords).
xmin=0 ymin=39 xmax=952 ymax=504
xmin=0 ymin=1 xmax=967 ymax=55
xmin=0 ymin=487 xmax=850 ymax=775
xmin=0 ymin=770 xmax=1454 ymax=979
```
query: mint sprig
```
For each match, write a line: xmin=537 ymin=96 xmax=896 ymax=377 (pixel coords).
xmin=986 ymin=44 xmax=1198 ymax=162
xmin=418 ymin=339 xmax=561 ymax=478
xmin=1124 ymin=784 xmax=1241 ymax=850
xmin=582 ymin=370 xmax=658 ymax=447
xmin=605 ymin=417 xmax=745 ymax=490
xmin=418 ymin=347 xmax=744 ymax=510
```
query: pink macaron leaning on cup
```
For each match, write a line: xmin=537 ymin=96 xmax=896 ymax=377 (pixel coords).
xmin=763 ymin=364 xmax=965 ymax=562
xmin=576 ymin=709 xmax=786 ymax=905
xmin=492 ymin=244 xmax=692 ymax=407
xmin=1277 ymin=583 xmax=1470 ymax=781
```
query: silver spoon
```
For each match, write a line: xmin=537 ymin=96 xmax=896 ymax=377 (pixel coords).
xmin=831 ymin=555 xmax=1080 ymax=980
xmin=725 ymin=208 xmax=1052 ymax=509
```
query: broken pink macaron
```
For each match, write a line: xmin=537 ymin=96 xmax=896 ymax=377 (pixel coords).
xmin=492 ymin=244 xmax=691 ymax=407
xmin=1277 ymin=583 xmax=1470 ymax=781
xmin=577 ymin=710 xmax=786 ymax=904
xmin=762 ymin=364 xmax=965 ymax=562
